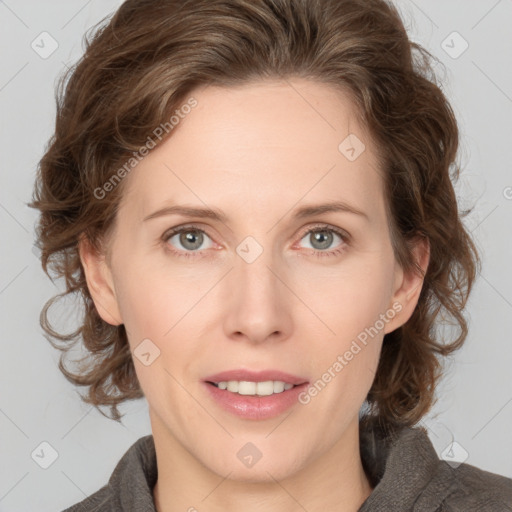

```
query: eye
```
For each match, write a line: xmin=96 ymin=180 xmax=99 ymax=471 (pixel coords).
xmin=162 ymin=225 xmax=214 ymax=257
xmin=161 ymin=223 xmax=349 ymax=259
xmin=296 ymin=225 xmax=349 ymax=258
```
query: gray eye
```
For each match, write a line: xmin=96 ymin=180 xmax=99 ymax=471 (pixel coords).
xmin=167 ymin=229 xmax=213 ymax=252
xmin=179 ymin=231 xmax=204 ymax=250
xmin=310 ymin=230 xmax=334 ymax=250
xmin=300 ymin=229 xmax=342 ymax=251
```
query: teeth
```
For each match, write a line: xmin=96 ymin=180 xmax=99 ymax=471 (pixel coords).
xmin=215 ymin=380 xmax=295 ymax=396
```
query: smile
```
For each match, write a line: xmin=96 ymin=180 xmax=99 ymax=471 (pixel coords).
xmin=210 ymin=380 xmax=296 ymax=396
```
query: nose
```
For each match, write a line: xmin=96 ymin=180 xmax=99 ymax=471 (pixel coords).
xmin=222 ymin=241 xmax=294 ymax=345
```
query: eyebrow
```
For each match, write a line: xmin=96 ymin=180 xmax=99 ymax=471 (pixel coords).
xmin=143 ymin=200 xmax=369 ymax=223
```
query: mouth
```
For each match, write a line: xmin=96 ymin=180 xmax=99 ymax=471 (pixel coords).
xmin=202 ymin=369 xmax=309 ymax=419
xmin=203 ymin=369 xmax=308 ymax=392
xmin=206 ymin=380 xmax=302 ymax=397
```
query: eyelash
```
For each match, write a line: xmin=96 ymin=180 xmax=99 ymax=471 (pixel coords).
xmin=161 ymin=223 xmax=350 ymax=260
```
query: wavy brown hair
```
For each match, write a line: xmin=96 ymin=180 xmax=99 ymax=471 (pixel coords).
xmin=28 ymin=0 xmax=479 ymax=430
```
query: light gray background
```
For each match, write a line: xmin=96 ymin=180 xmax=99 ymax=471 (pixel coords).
xmin=1 ymin=1 xmax=511 ymax=511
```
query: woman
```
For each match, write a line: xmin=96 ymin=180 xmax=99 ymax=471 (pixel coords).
xmin=29 ymin=0 xmax=512 ymax=510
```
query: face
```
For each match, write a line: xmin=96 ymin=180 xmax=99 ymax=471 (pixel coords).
xmin=81 ymin=78 xmax=426 ymax=482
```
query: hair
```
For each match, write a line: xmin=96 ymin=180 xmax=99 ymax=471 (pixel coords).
xmin=29 ymin=0 xmax=479 ymax=433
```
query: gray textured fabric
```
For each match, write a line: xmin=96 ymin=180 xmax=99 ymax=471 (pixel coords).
xmin=62 ymin=425 xmax=512 ymax=511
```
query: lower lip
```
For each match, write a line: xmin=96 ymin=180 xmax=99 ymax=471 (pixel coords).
xmin=203 ymin=382 xmax=309 ymax=420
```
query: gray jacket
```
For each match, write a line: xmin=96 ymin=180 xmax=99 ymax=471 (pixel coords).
xmin=62 ymin=425 xmax=512 ymax=511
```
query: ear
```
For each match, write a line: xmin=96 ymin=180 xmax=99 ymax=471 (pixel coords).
xmin=78 ymin=234 xmax=123 ymax=326
xmin=384 ymin=235 xmax=430 ymax=334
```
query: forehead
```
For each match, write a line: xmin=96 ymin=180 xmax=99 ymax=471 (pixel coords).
xmin=119 ymin=79 xmax=385 ymax=224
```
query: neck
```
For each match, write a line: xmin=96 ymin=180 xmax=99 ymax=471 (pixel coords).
xmin=152 ymin=413 xmax=373 ymax=512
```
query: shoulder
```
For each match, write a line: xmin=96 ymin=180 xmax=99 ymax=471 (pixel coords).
xmin=359 ymin=421 xmax=512 ymax=511
xmin=61 ymin=485 xmax=113 ymax=512
xmin=395 ymin=426 xmax=512 ymax=511
xmin=436 ymin=460 xmax=512 ymax=511
xmin=61 ymin=435 xmax=156 ymax=512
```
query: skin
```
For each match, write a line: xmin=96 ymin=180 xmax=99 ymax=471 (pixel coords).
xmin=80 ymin=78 xmax=429 ymax=512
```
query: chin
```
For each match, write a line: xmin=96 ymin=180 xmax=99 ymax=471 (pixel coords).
xmin=204 ymin=448 xmax=306 ymax=484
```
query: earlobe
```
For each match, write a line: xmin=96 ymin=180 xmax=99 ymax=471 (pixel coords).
xmin=384 ymin=236 xmax=430 ymax=334
xmin=78 ymin=235 xmax=123 ymax=326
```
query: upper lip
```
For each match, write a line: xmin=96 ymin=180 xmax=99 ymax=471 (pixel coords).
xmin=204 ymin=369 xmax=308 ymax=385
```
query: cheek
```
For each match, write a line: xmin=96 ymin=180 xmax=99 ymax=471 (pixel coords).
xmin=299 ymin=255 xmax=396 ymax=339
xmin=299 ymin=279 xmax=389 ymax=430
xmin=111 ymin=252 xmax=187 ymax=339
xmin=112 ymin=230 xmax=396 ymax=355
xmin=299 ymin=253 xmax=395 ymax=394
xmin=111 ymin=256 xmax=202 ymax=392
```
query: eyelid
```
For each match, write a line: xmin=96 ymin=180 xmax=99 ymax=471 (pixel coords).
xmin=161 ymin=222 xmax=351 ymax=257
xmin=161 ymin=223 xmax=220 ymax=248
xmin=162 ymin=222 xmax=350 ymax=242
xmin=295 ymin=222 xmax=351 ymax=243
